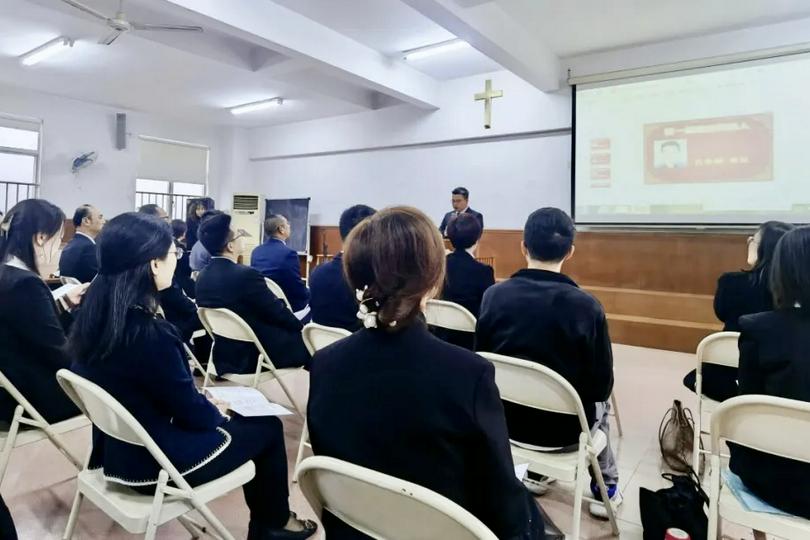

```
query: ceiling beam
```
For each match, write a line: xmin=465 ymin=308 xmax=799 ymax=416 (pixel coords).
xmin=401 ymin=0 xmax=561 ymax=92
xmin=161 ymin=0 xmax=441 ymax=109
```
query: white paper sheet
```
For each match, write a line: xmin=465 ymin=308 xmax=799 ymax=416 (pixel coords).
xmin=51 ymin=283 xmax=81 ymax=300
xmin=205 ymin=387 xmax=293 ymax=417
xmin=514 ymin=463 xmax=530 ymax=481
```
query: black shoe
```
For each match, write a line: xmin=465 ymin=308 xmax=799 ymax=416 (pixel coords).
xmin=248 ymin=513 xmax=318 ymax=540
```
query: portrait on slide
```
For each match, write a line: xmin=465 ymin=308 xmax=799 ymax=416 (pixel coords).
xmin=644 ymin=113 xmax=773 ymax=184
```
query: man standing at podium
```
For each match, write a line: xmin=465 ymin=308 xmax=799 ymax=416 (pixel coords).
xmin=438 ymin=187 xmax=484 ymax=237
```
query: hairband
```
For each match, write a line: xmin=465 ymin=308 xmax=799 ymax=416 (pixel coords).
xmin=355 ymin=286 xmax=397 ymax=329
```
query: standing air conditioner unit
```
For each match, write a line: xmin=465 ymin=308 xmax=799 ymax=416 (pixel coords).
xmin=231 ymin=193 xmax=262 ymax=262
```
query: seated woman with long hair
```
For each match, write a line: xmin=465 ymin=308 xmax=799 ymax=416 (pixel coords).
xmin=0 ymin=199 xmax=84 ymax=425
xmin=683 ymin=220 xmax=793 ymax=401
xmin=730 ymin=226 xmax=810 ymax=517
xmin=68 ymin=212 xmax=316 ymax=540
xmin=307 ymin=206 xmax=544 ymax=540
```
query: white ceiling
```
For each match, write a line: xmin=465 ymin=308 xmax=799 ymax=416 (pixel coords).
xmin=1 ymin=0 xmax=810 ymax=128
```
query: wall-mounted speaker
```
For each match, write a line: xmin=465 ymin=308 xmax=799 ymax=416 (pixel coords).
xmin=115 ymin=113 xmax=127 ymax=150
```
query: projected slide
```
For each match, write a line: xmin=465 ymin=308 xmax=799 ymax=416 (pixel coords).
xmin=575 ymin=54 xmax=810 ymax=224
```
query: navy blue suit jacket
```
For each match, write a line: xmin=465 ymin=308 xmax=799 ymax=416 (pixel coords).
xmin=71 ymin=310 xmax=229 ymax=486
xmin=439 ymin=207 xmax=484 ymax=237
xmin=58 ymin=233 xmax=98 ymax=283
xmin=250 ymin=238 xmax=310 ymax=313
xmin=309 ymin=253 xmax=360 ymax=332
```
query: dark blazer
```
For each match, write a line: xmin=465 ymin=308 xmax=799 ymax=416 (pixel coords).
xmin=250 ymin=238 xmax=310 ymax=313
xmin=195 ymin=258 xmax=310 ymax=374
xmin=443 ymin=250 xmax=495 ymax=317
xmin=159 ymin=283 xmax=202 ymax=343
xmin=58 ymin=233 xmax=98 ymax=283
xmin=71 ymin=309 xmax=229 ymax=486
xmin=475 ymin=269 xmax=614 ymax=447
xmin=309 ymin=253 xmax=360 ymax=332
xmin=0 ymin=265 xmax=79 ymax=424
xmin=729 ymin=309 xmax=810 ymax=519
xmin=433 ymin=250 xmax=495 ymax=350
xmin=682 ymin=270 xmax=773 ymax=402
xmin=308 ymin=322 xmax=540 ymax=540
xmin=714 ymin=271 xmax=773 ymax=332
xmin=439 ymin=207 xmax=484 ymax=236
xmin=174 ymin=240 xmax=196 ymax=299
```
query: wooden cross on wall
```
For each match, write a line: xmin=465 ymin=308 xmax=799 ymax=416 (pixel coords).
xmin=474 ymin=79 xmax=503 ymax=129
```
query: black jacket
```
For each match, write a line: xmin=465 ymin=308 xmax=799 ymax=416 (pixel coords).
xmin=439 ymin=207 xmax=484 ymax=236
xmin=0 ymin=265 xmax=79 ymax=423
xmin=58 ymin=233 xmax=98 ymax=283
xmin=71 ymin=310 xmax=228 ymax=485
xmin=159 ymin=283 xmax=202 ymax=343
xmin=174 ymin=240 xmax=196 ymax=299
xmin=195 ymin=258 xmax=310 ymax=374
xmin=434 ymin=250 xmax=495 ymax=350
xmin=309 ymin=253 xmax=360 ymax=332
xmin=443 ymin=250 xmax=495 ymax=317
xmin=475 ymin=269 xmax=614 ymax=447
xmin=729 ymin=309 xmax=810 ymax=519
xmin=714 ymin=271 xmax=773 ymax=331
xmin=308 ymin=322 xmax=540 ymax=540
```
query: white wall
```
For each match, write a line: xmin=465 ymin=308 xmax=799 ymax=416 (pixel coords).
xmin=247 ymin=70 xmax=572 ymax=228
xmin=0 ymin=84 xmax=235 ymax=217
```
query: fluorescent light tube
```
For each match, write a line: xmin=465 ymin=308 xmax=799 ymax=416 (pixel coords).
xmin=20 ymin=37 xmax=74 ymax=66
xmin=403 ymin=39 xmax=470 ymax=61
xmin=230 ymin=97 xmax=284 ymax=115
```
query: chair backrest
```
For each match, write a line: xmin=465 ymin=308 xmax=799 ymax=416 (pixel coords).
xmin=265 ymin=278 xmax=292 ymax=310
xmin=710 ymin=394 xmax=810 ymax=466
xmin=478 ymin=352 xmax=590 ymax=433
xmin=424 ymin=300 xmax=477 ymax=333
xmin=198 ymin=307 xmax=259 ymax=344
xmin=302 ymin=323 xmax=351 ymax=355
xmin=56 ymin=369 xmax=195 ymax=490
xmin=296 ymin=456 xmax=498 ymax=540
xmin=696 ymin=331 xmax=740 ymax=370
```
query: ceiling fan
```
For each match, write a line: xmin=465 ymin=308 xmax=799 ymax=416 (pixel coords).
xmin=60 ymin=0 xmax=203 ymax=45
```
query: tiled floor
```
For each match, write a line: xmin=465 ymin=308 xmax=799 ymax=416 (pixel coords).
xmin=2 ymin=344 xmax=770 ymax=538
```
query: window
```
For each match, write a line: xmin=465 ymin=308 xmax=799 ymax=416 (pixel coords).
xmin=135 ymin=136 xmax=208 ymax=219
xmin=0 ymin=119 xmax=41 ymax=214
xmin=135 ymin=178 xmax=206 ymax=220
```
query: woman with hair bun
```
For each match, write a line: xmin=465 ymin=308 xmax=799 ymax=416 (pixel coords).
xmin=306 ymin=206 xmax=544 ymax=540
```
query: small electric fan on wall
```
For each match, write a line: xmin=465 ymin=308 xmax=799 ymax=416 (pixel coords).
xmin=71 ymin=151 xmax=98 ymax=174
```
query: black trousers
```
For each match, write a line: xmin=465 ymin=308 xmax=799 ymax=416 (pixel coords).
xmin=683 ymin=365 xmax=739 ymax=402
xmin=136 ymin=416 xmax=290 ymax=528
xmin=0 ymin=495 xmax=16 ymax=540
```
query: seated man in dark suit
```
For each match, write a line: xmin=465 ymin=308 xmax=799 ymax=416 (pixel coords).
xmin=196 ymin=211 xmax=310 ymax=375
xmin=251 ymin=214 xmax=311 ymax=320
xmin=58 ymin=204 xmax=105 ymax=283
xmin=434 ymin=213 xmax=494 ymax=349
xmin=438 ymin=186 xmax=484 ymax=237
xmin=309 ymin=205 xmax=375 ymax=331
xmin=475 ymin=207 xmax=619 ymax=518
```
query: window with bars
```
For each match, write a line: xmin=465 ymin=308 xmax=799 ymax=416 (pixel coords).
xmin=0 ymin=120 xmax=40 ymax=214
xmin=135 ymin=179 xmax=206 ymax=220
xmin=135 ymin=136 xmax=209 ymax=220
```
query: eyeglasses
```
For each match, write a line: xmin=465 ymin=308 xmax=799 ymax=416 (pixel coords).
xmin=231 ymin=228 xmax=252 ymax=242
xmin=168 ymin=247 xmax=184 ymax=260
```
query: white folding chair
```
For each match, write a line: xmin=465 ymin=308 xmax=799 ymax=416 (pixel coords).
xmin=265 ymin=277 xmax=293 ymax=311
xmin=0 ymin=369 xmax=87 ymax=488
xmin=694 ymin=332 xmax=741 ymax=472
xmin=296 ymin=323 xmax=352 ymax=474
xmin=707 ymin=395 xmax=810 ymax=540
xmin=424 ymin=299 xmax=476 ymax=333
xmin=478 ymin=352 xmax=620 ymax=538
xmin=295 ymin=455 xmax=498 ymax=540
xmin=56 ymin=369 xmax=255 ymax=540
xmin=197 ymin=307 xmax=305 ymax=417
xmin=183 ymin=329 xmax=208 ymax=377
xmin=609 ymin=393 xmax=624 ymax=437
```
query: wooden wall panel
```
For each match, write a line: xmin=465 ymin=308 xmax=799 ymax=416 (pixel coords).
xmin=308 ymin=225 xmax=742 ymax=353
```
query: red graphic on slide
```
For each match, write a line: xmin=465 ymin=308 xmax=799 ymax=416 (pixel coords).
xmin=644 ymin=113 xmax=773 ymax=184
xmin=590 ymin=138 xmax=612 ymax=187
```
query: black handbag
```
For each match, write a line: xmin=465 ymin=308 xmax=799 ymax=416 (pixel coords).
xmin=639 ymin=469 xmax=709 ymax=540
